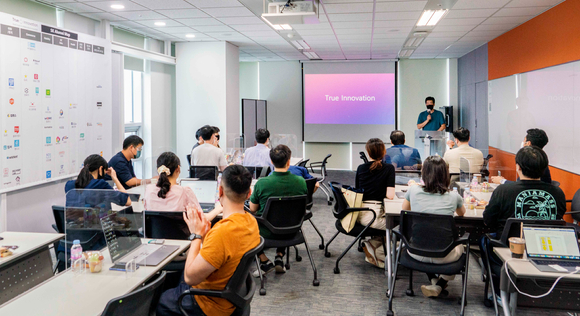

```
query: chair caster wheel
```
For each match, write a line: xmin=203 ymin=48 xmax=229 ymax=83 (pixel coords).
xmin=481 ymin=275 xmax=487 ymax=282
xmin=313 ymin=279 xmax=320 ymax=286
xmin=358 ymin=246 xmax=363 ymax=252
xmin=385 ymin=290 xmax=390 ymax=297
xmin=296 ymin=256 xmax=302 ymax=262
xmin=334 ymin=267 xmax=340 ymax=274
xmin=318 ymin=244 xmax=324 ymax=250
xmin=285 ymin=264 xmax=290 ymax=270
xmin=483 ymin=299 xmax=492 ymax=307
xmin=259 ymin=289 xmax=266 ymax=296
xmin=387 ymin=311 xmax=394 ymax=316
xmin=327 ymin=201 xmax=332 ymax=205
xmin=405 ymin=289 xmax=414 ymax=296
xmin=324 ymin=252 xmax=331 ymax=258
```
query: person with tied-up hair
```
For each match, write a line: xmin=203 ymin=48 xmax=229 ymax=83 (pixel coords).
xmin=144 ymin=152 xmax=221 ymax=221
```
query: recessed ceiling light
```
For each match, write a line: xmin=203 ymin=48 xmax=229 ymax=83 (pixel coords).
xmin=186 ymin=34 xmax=195 ymax=38
xmin=154 ymin=22 xmax=166 ymax=26
xmin=281 ymin=24 xmax=292 ymax=30
xmin=416 ymin=9 xmax=448 ymax=27
xmin=110 ymin=4 xmax=125 ymax=9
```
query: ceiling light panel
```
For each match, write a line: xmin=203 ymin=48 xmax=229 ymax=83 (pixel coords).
xmin=84 ymin=1 xmax=146 ymax=12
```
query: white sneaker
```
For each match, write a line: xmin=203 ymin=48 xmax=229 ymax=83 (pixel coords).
xmin=362 ymin=240 xmax=379 ymax=266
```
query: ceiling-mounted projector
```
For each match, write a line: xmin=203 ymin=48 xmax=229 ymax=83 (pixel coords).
xmin=262 ymin=0 xmax=319 ymax=25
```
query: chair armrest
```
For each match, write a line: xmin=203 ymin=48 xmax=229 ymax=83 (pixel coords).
xmin=565 ymin=211 xmax=580 ymax=214
xmin=51 ymin=224 xmax=59 ymax=233
xmin=335 ymin=207 xmax=371 ymax=220
xmin=485 ymin=233 xmax=506 ymax=248
xmin=178 ymin=289 xmax=225 ymax=316
xmin=566 ymin=200 xmax=573 ymax=203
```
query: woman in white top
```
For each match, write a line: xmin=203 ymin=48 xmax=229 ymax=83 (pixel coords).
xmin=144 ymin=152 xmax=221 ymax=221
xmin=402 ymin=155 xmax=466 ymax=298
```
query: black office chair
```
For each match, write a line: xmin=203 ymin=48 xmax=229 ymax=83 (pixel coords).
xmin=101 ymin=271 xmax=166 ymax=316
xmin=254 ymin=196 xmax=319 ymax=295
xmin=304 ymin=178 xmax=324 ymax=250
xmin=178 ymin=238 xmax=264 ymax=316
xmin=296 ymin=159 xmax=310 ymax=167
xmin=359 ymin=151 xmax=369 ymax=163
xmin=388 ymin=211 xmax=470 ymax=316
xmin=186 ymin=154 xmax=191 ymax=167
xmin=325 ymin=182 xmax=387 ymax=274
xmin=565 ymin=188 xmax=580 ymax=224
xmin=552 ymin=180 xmax=561 ymax=187
xmin=480 ymin=154 xmax=493 ymax=181
xmin=244 ymin=166 xmax=271 ymax=179
xmin=309 ymin=154 xmax=333 ymax=205
xmin=189 ymin=166 xmax=219 ymax=180
xmin=480 ymin=218 xmax=567 ymax=315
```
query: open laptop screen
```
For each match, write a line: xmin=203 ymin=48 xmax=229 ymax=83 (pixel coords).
xmin=523 ymin=226 xmax=580 ymax=260
xmin=180 ymin=180 xmax=217 ymax=204
xmin=101 ymin=213 xmax=142 ymax=263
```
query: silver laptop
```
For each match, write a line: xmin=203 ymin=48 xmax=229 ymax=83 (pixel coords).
xmin=100 ymin=213 xmax=179 ymax=266
xmin=523 ymin=225 xmax=580 ymax=273
xmin=180 ymin=179 xmax=217 ymax=213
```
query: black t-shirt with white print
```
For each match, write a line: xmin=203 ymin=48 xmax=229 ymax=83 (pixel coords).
xmin=483 ymin=180 xmax=567 ymax=235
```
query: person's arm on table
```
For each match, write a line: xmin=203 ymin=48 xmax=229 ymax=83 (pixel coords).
xmin=402 ymin=199 xmax=411 ymax=211
xmin=455 ymin=205 xmax=466 ymax=217
xmin=183 ymin=205 xmax=216 ymax=286
xmin=386 ymin=187 xmax=395 ymax=200
xmin=482 ymin=190 xmax=502 ymax=229
xmin=205 ymin=203 xmax=223 ymax=221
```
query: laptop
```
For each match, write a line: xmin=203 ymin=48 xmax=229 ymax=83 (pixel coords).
xmin=523 ymin=225 xmax=580 ymax=273
xmin=180 ymin=179 xmax=217 ymax=212
xmin=100 ymin=213 xmax=179 ymax=266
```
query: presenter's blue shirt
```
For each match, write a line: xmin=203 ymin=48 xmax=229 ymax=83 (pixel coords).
xmin=64 ymin=179 xmax=129 ymax=208
xmin=108 ymin=152 xmax=136 ymax=189
xmin=417 ymin=109 xmax=445 ymax=131
xmin=383 ymin=145 xmax=422 ymax=169
xmin=269 ymin=166 xmax=313 ymax=179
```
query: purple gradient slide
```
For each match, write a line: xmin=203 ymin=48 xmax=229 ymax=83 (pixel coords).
xmin=304 ymin=73 xmax=395 ymax=125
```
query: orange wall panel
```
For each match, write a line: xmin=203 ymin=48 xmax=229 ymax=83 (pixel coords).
xmin=488 ymin=0 xmax=580 ymax=80
xmin=489 ymin=146 xmax=580 ymax=222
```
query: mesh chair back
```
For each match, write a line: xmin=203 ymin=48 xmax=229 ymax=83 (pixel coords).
xmin=244 ymin=166 xmax=271 ymax=179
xmin=143 ymin=211 xmax=190 ymax=240
xmin=329 ymin=182 xmax=351 ymax=219
xmin=572 ymin=189 xmax=580 ymax=222
xmin=305 ymin=178 xmax=317 ymax=208
xmin=321 ymin=154 xmax=331 ymax=176
xmin=261 ymin=196 xmax=307 ymax=235
xmin=359 ymin=152 xmax=369 ymax=163
xmin=297 ymin=159 xmax=310 ymax=167
xmin=186 ymin=154 xmax=191 ymax=167
xmin=400 ymin=210 xmax=458 ymax=258
xmin=52 ymin=206 xmax=65 ymax=233
xmin=189 ymin=166 xmax=218 ymax=180
xmin=499 ymin=218 xmax=566 ymax=245
xmin=102 ymin=271 xmax=167 ymax=316
xmin=222 ymin=237 xmax=264 ymax=309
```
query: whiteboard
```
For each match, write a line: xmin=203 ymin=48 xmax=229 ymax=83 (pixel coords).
xmin=0 ymin=13 xmax=112 ymax=190
xmin=488 ymin=60 xmax=580 ymax=174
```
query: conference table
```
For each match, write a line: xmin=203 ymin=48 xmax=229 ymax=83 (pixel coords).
xmin=382 ymin=185 xmax=489 ymax=294
xmin=0 ymin=232 xmax=64 ymax=306
xmin=0 ymin=239 xmax=190 ymax=316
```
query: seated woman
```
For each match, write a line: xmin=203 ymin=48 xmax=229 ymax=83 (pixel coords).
xmin=402 ymin=155 xmax=466 ymax=298
xmin=144 ymin=152 xmax=222 ymax=221
xmin=355 ymin=138 xmax=396 ymax=268
xmin=65 ymin=154 xmax=131 ymax=208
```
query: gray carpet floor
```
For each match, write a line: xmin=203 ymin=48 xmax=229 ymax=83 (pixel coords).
xmin=250 ymin=170 xmax=566 ymax=316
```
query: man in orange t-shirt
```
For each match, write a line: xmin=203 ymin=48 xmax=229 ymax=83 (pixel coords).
xmin=157 ymin=165 xmax=260 ymax=316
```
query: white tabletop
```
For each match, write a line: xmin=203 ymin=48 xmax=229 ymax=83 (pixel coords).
xmin=290 ymin=157 xmax=303 ymax=166
xmin=0 ymin=232 xmax=64 ymax=268
xmin=494 ymin=247 xmax=580 ymax=280
xmin=0 ymin=239 xmax=190 ymax=316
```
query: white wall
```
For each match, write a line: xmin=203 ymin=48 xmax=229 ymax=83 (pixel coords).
xmin=226 ymin=43 xmax=241 ymax=146
xmin=240 ymin=62 xmax=259 ymax=100
xmin=175 ymin=42 xmax=239 ymax=171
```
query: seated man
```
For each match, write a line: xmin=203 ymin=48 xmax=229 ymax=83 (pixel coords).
xmin=491 ymin=128 xmax=552 ymax=184
xmin=249 ymin=145 xmax=307 ymax=275
xmin=191 ymin=125 xmax=227 ymax=172
xmin=383 ymin=130 xmax=422 ymax=170
xmin=108 ymin=135 xmax=147 ymax=189
xmin=443 ymin=127 xmax=483 ymax=174
xmin=483 ymin=146 xmax=566 ymax=235
xmin=243 ymin=128 xmax=273 ymax=169
xmin=156 ymin=165 xmax=260 ymax=316
xmin=191 ymin=125 xmax=210 ymax=152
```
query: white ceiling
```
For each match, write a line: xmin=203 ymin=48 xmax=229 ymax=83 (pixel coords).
xmin=42 ymin=0 xmax=565 ymax=61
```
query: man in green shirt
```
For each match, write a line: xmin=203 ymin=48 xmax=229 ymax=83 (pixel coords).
xmin=250 ymin=144 xmax=307 ymax=275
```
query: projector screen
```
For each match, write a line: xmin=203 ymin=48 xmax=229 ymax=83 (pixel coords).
xmin=302 ymin=61 xmax=396 ymax=142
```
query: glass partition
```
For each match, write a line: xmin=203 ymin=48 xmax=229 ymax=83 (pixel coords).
xmin=270 ymin=134 xmax=298 ymax=155
xmin=64 ymin=189 xmax=141 ymax=269
xmin=459 ymin=157 xmax=471 ymax=184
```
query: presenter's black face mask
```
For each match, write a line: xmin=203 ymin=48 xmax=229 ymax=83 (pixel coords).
xmin=426 ymin=104 xmax=434 ymax=110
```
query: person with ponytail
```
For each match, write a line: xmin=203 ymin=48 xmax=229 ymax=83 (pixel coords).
xmin=355 ymin=138 xmax=396 ymax=269
xmin=65 ymin=154 xmax=131 ymax=207
xmin=144 ymin=152 xmax=222 ymax=221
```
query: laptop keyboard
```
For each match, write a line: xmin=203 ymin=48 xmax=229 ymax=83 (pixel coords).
xmin=533 ymin=260 xmax=580 ymax=267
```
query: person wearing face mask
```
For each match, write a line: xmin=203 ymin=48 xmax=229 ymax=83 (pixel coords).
xmin=108 ymin=135 xmax=146 ymax=189
xmin=491 ymin=128 xmax=552 ymax=184
xmin=144 ymin=152 xmax=222 ymax=221
xmin=417 ymin=96 xmax=446 ymax=131
xmin=65 ymin=154 xmax=131 ymax=207
xmin=191 ymin=125 xmax=227 ymax=172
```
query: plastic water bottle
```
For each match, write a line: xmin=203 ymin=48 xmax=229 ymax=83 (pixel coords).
xmin=463 ymin=187 xmax=470 ymax=200
xmin=471 ymin=175 xmax=479 ymax=191
xmin=215 ymin=174 xmax=222 ymax=203
xmin=71 ymin=240 xmax=83 ymax=271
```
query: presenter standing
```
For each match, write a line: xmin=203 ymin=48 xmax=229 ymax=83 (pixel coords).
xmin=416 ymin=96 xmax=446 ymax=131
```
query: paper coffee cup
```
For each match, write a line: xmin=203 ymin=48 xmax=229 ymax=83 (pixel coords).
xmin=509 ymin=237 xmax=525 ymax=258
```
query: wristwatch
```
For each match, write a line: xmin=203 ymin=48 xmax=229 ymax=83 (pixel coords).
xmin=188 ymin=233 xmax=203 ymax=241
